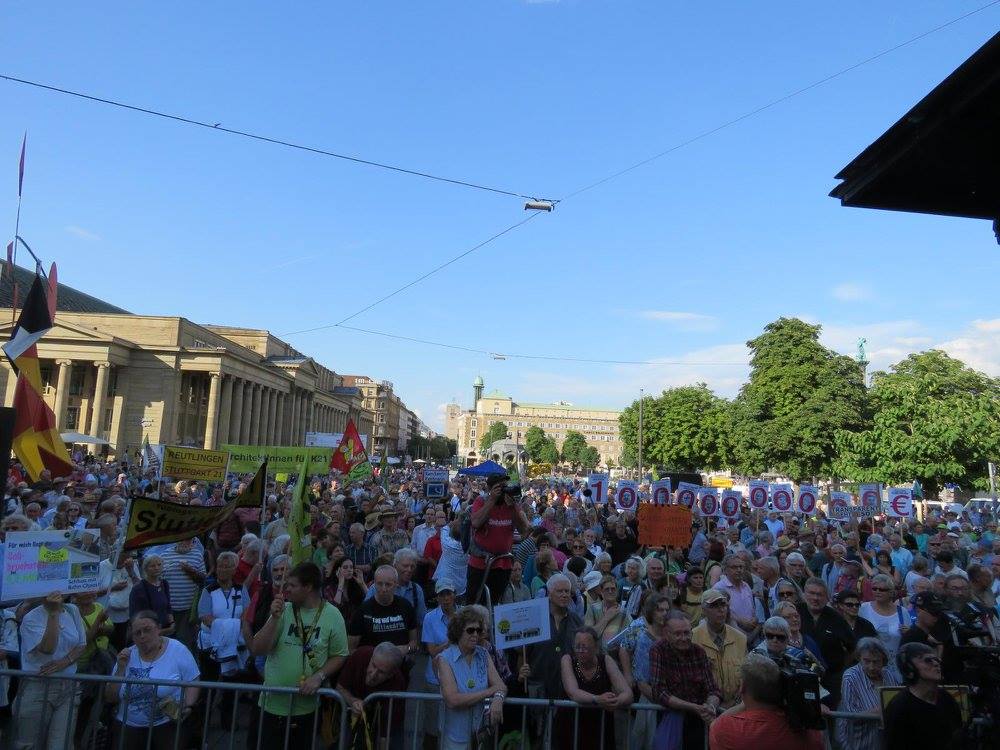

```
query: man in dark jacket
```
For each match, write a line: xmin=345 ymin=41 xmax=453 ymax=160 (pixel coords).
xmin=798 ymin=577 xmax=855 ymax=706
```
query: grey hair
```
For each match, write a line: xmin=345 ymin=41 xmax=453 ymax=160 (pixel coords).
xmin=546 ymin=572 xmax=571 ymax=591
xmin=870 ymin=573 xmax=894 ymax=590
xmin=773 ymin=601 xmax=798 ymax=620
xmin=763 ymin=616 xmax=791 ymax=637
xmin=372 ymin=641 xmax=404 ymax=670
xmin=268 ymin=553 xmax=291 ymax=574
xmin=141 ymin=554 xmax=164 ymax=574
xmin=786 ymin=552 xmax=806 ymax=566
xmin=393 ymin=548 xmax=417 ymax=565
xmin=467 ymin=603 xmax=491 ymax=630
xmin=625 ymin=556 xmax=646 ymax=578
xmin=374 ymin=564 xmax=398 ymax=582
xmin=758 ymin=556 xmax=780 ymax=575
xmin=854 ymin=636 xmax=890 ymax=665
xmin=216 ymin=551 xmax=239 ymax=567
xmin=240 ymin=533 xmax=258 ymax=547
xmin=757 ymin=530 xmax=773 ymax=544
xmin=594 ymin=551 xmax=612 ymax=569
xmin=350 ymin=522 xmax=366 ymax=534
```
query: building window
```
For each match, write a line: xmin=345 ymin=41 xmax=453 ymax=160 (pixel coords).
xmin=65 ymin=406 xmax=80 ymax=430
xmin=106 ymin=368 xmax=118 ymax=397
xmin=472 ymin=419 xmax=477 ymax=426
xmin=69 ymin=367 xmax=86 ymax=396
xmin=471 ymin=430 xmax=476 ymax=438
xmin=39 ymin=363 xmax=53 ymax=391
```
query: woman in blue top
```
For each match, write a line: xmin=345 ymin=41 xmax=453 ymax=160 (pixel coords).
xmin=435 ymin=608 xmax=506 ymax=750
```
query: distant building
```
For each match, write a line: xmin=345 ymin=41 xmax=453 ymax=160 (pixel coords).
xmin=446 ymin=377 xmax=622 ymax=467
xmin=341 ymin=375 xmax=417 ymax=458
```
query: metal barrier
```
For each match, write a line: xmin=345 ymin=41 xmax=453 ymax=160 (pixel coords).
xmin=0 ymin=668 xmax=349 ymax=750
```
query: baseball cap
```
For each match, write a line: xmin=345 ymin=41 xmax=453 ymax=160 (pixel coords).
xmin=912 ymin=591 xmax=943 ymax=614
xmin=702 ymin=589 xmax=728 ymax=606
xmin=435 ymin=580 xmax=457 ymax=594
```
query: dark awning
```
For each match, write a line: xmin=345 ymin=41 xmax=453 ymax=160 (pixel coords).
xmin=830 ymin=32 xmax=1000 ymax=231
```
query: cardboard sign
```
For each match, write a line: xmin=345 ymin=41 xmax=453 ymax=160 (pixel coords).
xmin=697 ymin=487 xmax=719 ymax=516
xmin=615 ymin=480 xmax=639 ymax=512
xmin=886 ymin=488 xmax=913 ymax=518
xmin=720 ymin=489 xmax=741 ymax=518
xmin=796 ymin=485 xmax=818 ymax=515
xmin=493 ymin=597 xmax=551 ymax=650
xmin=771 ymin=483 xmax=793 ymax=512
xmin=587 ymin=474 xmax=609 ymax=505
xmin=675 ymin=482 xmax=699 ymax=510
xmin=859 ymin=483 xmax=881 ymax=511
xmin=829 ymin=491 xmax=852 ymax=521
xmin=1 ymin=531 xmax=101 ymax=600
xmin=651 ymin=479 xmax=672 ymax=506
xmin=748 ymin=480 xmax=769 ymax=509
xmin=161 ymin=446 xmax=229 ymax=482
xmin=638 ymin=504 xmax=694 ymax=548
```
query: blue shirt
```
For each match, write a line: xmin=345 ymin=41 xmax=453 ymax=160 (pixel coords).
xmin=438 ymin=644 xmax=490 ymax=742
xmin=890 ymin=547 xmax=914 ymax=577
xmin=421 ymin=606 xmax=453 ymax=685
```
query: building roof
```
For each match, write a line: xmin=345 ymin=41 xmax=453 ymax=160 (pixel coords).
xmin=481 ymin=389 xmax=511 ymax=400
xmin=0 ymin=263 xmax=130 ymax=314
xmin=517 ymin=401 xmax=619 ymax=414
xmin=830 ymin=31 xmax=1000 ymax=224
xmin=474 ymin=375 xmax=484 ymax=387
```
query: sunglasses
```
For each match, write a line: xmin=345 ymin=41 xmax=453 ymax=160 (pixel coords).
xmin=464 ymin=627 xmax=483 ymax=635
xmin=778 ymin=591 xmax=797 ymax=599
xmin=765 ymin=633 xmax=788 ymax=641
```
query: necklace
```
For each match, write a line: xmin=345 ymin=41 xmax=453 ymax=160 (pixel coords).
xmin=136 ymin=638 xmax=165 ymax=668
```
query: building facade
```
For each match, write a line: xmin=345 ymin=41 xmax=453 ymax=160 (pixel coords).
xmin=341 ymin=375 xmax=408 ymax=457
xmin=446 ymin=378 xmax=623 ymax=467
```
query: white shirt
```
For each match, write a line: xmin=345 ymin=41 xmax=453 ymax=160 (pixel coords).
xmin=432 ymin=526 xmax=468 ymax=596
xmin=117 ymin=638 xmax=199 ymax=727
xmin=411 ymin=523 xmax=437 ymax=558
xmin=19 ymin=603 xmax=87 ymax=675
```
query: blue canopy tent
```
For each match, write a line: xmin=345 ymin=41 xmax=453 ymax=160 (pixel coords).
xmin=457 ymin=460 xmax=508 ymax=477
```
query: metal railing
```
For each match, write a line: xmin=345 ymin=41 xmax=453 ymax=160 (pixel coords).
xmin=0 ymin=668 xmax=349 ymax=750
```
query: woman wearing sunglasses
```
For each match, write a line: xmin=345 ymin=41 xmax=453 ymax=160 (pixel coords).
xmin=436 ymin=608 xmax=506 ymax=750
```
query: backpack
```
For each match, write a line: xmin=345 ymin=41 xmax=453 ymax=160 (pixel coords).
xmin=460 ymin=515 xmax=473 ymax=553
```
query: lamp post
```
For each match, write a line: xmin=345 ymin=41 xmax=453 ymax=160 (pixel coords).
xmin=638 ymin=388 xmax=644 ymax=482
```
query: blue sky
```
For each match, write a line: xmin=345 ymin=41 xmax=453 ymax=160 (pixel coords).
xmin=3 ymin=2 xmax=999 ymax=430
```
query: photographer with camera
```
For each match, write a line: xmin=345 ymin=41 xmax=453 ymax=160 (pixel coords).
xmin=709 ymin=652 xmax=823 ymax=750
xmin=466 ymin=474 xmax=529 ymax=606
xmin=883 ymin=642 xmax=963 ymax=750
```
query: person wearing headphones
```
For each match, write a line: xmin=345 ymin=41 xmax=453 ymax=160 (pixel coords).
xmin=883 ymin=642 xmax=963 ymax=749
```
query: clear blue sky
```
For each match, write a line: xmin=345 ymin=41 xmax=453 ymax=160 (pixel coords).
xmin=3 ymin=1 xmax=999 ymax=430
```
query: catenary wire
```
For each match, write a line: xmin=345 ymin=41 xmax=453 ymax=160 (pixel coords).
xmin=0 ymin=73 xmax=543 ymax=201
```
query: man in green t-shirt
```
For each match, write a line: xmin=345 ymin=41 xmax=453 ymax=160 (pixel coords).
xmin=250 ymin=561 xmax=348 ymax=746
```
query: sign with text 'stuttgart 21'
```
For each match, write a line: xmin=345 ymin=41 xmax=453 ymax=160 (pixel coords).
xmin=885 ymin=488 xmax=913 ymax=518
xmin=587 ymin=474 xmax=609 ymax=505
xmin=651 ymin=479 xmax=672 ymax=506
xmin=161 ymin=446 xmax=229 ymax=482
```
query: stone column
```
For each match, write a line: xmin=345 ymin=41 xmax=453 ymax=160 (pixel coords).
xmin=250 ymin=384 xmax=263 ymax=445
xmin=88 ymin=362 xmax=111 ymax=453
xmin=229 ymin=379 xmax=245 ymax=445
xmin=203 ymin=372 xmax=222 ymax=450
xmin=267 ymin=389 xmax=278 ymax=444
xmin=260 ymin=388 xmax=272 ymax=445
xmin=239 ymin=381 xmax=253 ymax=444
xmin=54 ymin=359 xmax=73 ymax=430
xmin=217 ymin=374 xmax=233 ymax=446
xmin=290 ymin=390 xmax=300 ymax=444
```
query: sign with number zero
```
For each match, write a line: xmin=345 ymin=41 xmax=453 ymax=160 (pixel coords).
xmin=796 ymin=486 xmax=818 ymax=515
xmin=748 ymin=480 xmax=769 ymax=509
xmin=698 ymin=488 xmax=719 ymax=516
xmin=651 ymin=479 xmax=672 ymax=506
xmin=676 ymin=482 xmax=699 ymax=510
xmin=771 ymin=484 xmax=792 ymax=512
xmin=616 ymin=480 xmax=639 ymax=512
xmin=720 ymin=490 xmax=741 ymax=518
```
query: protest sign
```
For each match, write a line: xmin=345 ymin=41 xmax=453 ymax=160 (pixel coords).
xmin=651 ymin=479 xmax=672 ymax=506
xmin=423 ymin=469 xmax=449 ymax=499
xmin=306 ymin=431 xmax=369 ymax=449
xmin=796 ymin=485 xmax=818 ymax=515
xmin=709 ymin=476 xmax=734 ymax=488
xmin=697 ymin=487 xmax=719 ymax=516
xmin=638 ymin=505 xmax=694 ymax=548
xmin=527 ymin=463 xmax=551 ymax=478
xmin=720 ymin=489 xmax=741 ymax=518
xmin=748 ymin=480 xmax=769 ymax=509
xmin=493 ymin=597 xmax=551 ymax=650
xmin=221 ymin=444 xmax=333 ymax=475
xmin=829 ymin=491 xmax=852 ymax=522
xmin=161 ymin=446 xmax=229 ymax=482
xmin=587 ymin=474 xmax=609 ymax=505
xmin=1 ymin=530 xmax=100 ymax=601
xmin=886 ymin=488 xmax=913 ymax=518
xmin=615 ymin=480 xmax=639 ymax=512
xmin=676 ymin=482 xmax=699 ymax=510
xmin=771 ymin=483 xmax=793 ymax=512
xmin=859 ymin=484 xmax=881 ymax=511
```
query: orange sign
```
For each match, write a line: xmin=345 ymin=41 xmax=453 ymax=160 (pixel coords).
xmin=638 ymin=505 xmax=694 ymax=548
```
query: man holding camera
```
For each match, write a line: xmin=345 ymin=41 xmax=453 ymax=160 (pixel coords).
xmin=709 ymin=653 xmax=823 ymax=750
xmin=466 ymin=474 xmax=529 ymax=606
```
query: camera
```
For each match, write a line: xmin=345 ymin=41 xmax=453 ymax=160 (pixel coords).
xmin=494 ymin=482 xmax=521 ymax=503
xmin=761 ymin=652 xmax=824 ymax=731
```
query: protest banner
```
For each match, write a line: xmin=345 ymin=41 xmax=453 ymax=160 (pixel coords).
xmin=697 ymin=487 xmax=719 ymax=516
xmin=771 ymin=483 xmax=793 ymax=512
xmin=615 ymin=480 xmax=639 ymax=512
xmin=1 ymin=530 xmax=100 ymax=601
xmin=161 ymin=446 xmax=229 ymax=482
xmin=527 ymin=463 xmax=551 ymax=478
xmin=796 ymin=485 xmax=818 ymax=515
xmin=638 ymin=504 xmax=694 ymax=548
xmin=676 ymin=482 xmax=699 ymax=510
xmin=493 ymin=597 xmax=551 ymax=650
xmin=886 ymin=488 xmax=913 ymax=518
xmin=651 ymin=479 xmax=672 ymax=506
xmin=709 ymin=476 xmax=734 ymax=488
xmin=748 ymin=480 xmax=769 ymax=509
xmin=423 ymin=469 xmax=449 ymax=499
xmin=720 ymin=489 xmax=741 ymax=518
xmin=587 ymin=473 xmax=609 ymax=505
xmin=306 ymin=431 xmax=370 ymax=450
xmin=859 ymin=483 xmax=881 ymax=511
xmin=330 ymin=419 xmax=373 ymax=481
xmin=829 ymin=491 xmax=852 ymax=522
xmin=221 ymin=444 xmax=333 ymax=475
xmin=125 ymin=462 xmax=266 ymax=550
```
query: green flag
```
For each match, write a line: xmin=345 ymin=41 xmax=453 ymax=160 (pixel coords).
xmin=651 ymin=466 xmax=660 ymax=482
xmin=379 ymin=452 xmax=389 ymax=490
xmin=287 ymin=456 xmax=313 ymax=565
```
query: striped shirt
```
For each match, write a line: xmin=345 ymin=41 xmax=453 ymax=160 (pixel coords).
xmin=344 ymin=541 xmax=378 ymax=570
xmin=159 ymin=548 xmax=207 ymax=610
xmin=836 ymin=663 xmax=900 ymax=750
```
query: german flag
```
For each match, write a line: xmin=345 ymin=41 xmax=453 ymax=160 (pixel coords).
xmin=5 ymin=273 xmax=72 ymax=480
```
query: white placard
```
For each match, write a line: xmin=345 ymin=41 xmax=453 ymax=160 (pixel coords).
xmin=651 ymin=479 xmax=672 ymax=506
xmin=697 ymin=487 xmax=719 ymax=516
xmin=306 ymin=431 xmax=370 ymax=448
xmin=615 ymin=480 xmax=639 ymax=512
xmin=720 ymin=489 xmax=741 ymax=518
xmin=829 ymin=491 xmax=852 ymax=521
xmin=859 ymin=484 xmax=881 ymax=511
xmin=885 ymin=488 xmax=913 ymax=518
xmin=748 ymin=480 xmax=769 ymax=509
xmin=493 ymin=597 xmax=551 ymax=650
xmin=770 ymin=483 xmax=793 ymax=512
xmin=676 ymin=482 xmax=699 ymax=510
xmin=796 ymin=485 xmax=818 ymax=515
xmin=1 ymin=530 xmax=101 ymax=601
xmin=587 ymin=474 xmax=609 ymax=505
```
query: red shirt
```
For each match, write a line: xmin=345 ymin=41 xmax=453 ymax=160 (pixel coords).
xmin=709 ymin=709 xmax=823 ymax=750
xmin=336 ymin=646 xmax=407 ymax=728
xmin=468 ymin=497 xmax=515 ymax=570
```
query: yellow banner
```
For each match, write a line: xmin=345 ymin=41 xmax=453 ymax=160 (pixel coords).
xmin=527 ymin=463 xmax=552 ymax=478
xmin=709 ymin=476 xmax=734 ymax=488
xmin=161 ymin=446 xmax=229 ymax=482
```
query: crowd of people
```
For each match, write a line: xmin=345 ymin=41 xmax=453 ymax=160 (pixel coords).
xmin=0 ymin=453 xmax=994 ymax=749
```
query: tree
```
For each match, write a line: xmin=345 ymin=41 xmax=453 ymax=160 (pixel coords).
xmin=524 ymin=426 xmax=549 ymax=463
xmin=619 ymin=385 xmax=730 ymax=473
xmin=729 ymin=317 xmax=867 ymax=480
xmin=428 ymin=436 xmax=456 ymax=462
xmin=479 ymin=422 xmax=509 ymax=452
xmin=539 ymin=437 xmax=560 ymax=465
xmin=579 ymin=445 xmax=601 ymax=469
xmin=834 ymin=350 xmax=1000 ymax=496
xmin=561 ymin=431 xmax=589 ymax=465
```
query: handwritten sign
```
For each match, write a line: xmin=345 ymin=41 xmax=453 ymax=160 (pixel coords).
xmin=1 ymin=531 xmax=100 ymax=601
xmin=493 ymin=597 xmax=551 ymax=650
xmin=651 ymin=479 xmax=672 ymax=506
xmin=162 ymin=446 xmax=229 ymax=482
xmin=638 ymin=505 xmax=694 ymax=548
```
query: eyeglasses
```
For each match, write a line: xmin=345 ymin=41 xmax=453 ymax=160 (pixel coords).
xmin=464 ymin=627 xmax=483 ymax=635
xmin=765 ymin=633 xmax=788 ymax=641
xmin=778 ymin=591 xmax=797 ymax=599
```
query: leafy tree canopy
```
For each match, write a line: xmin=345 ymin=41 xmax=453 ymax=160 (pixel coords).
xmin=524 ymin=426 xmax=549 ymax=463
xmin=479 ymin=422 xmax=509 ymax=452
xmin=561 ymin=431 xmax=590 ymax=465
xmin=539 ymin=437 xmax=561 ymax=465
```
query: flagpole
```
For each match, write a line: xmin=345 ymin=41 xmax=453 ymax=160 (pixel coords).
xmin=10 ymin=134 xmax=26 ymax=325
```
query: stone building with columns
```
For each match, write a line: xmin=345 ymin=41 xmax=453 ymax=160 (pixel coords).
xmin=0 ymin=266 xmax=373 ymax=455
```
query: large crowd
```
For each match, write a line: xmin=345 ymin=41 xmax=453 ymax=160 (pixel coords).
xmin=0 ymin=452 xmax=996 ymax=750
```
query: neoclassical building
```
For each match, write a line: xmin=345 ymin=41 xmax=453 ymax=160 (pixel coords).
xmin=0 ymin=266 xmax=373 ymax=455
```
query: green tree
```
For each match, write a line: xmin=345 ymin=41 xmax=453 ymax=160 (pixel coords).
xmin=479 ymin=422 xmax=509 ymax=452
xmin=561 ymin=431 xmax=589 ymax=465
xmin=524 ymin=426 xmax=548 ymax=463
xmin=834 ymin=350 xmax=1000 ymax=496
xmin=579 ymin=445 xmax=601 ymax=469
xmin=729 ymin=317 xmax=867 ymax=480
xmin=619 ymin=385 xmax=730 ymax=473
xmin=539 ymin=438 xmax=560 ymax=465
xmin=428 ymin=436 xmax=456 ymax=462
